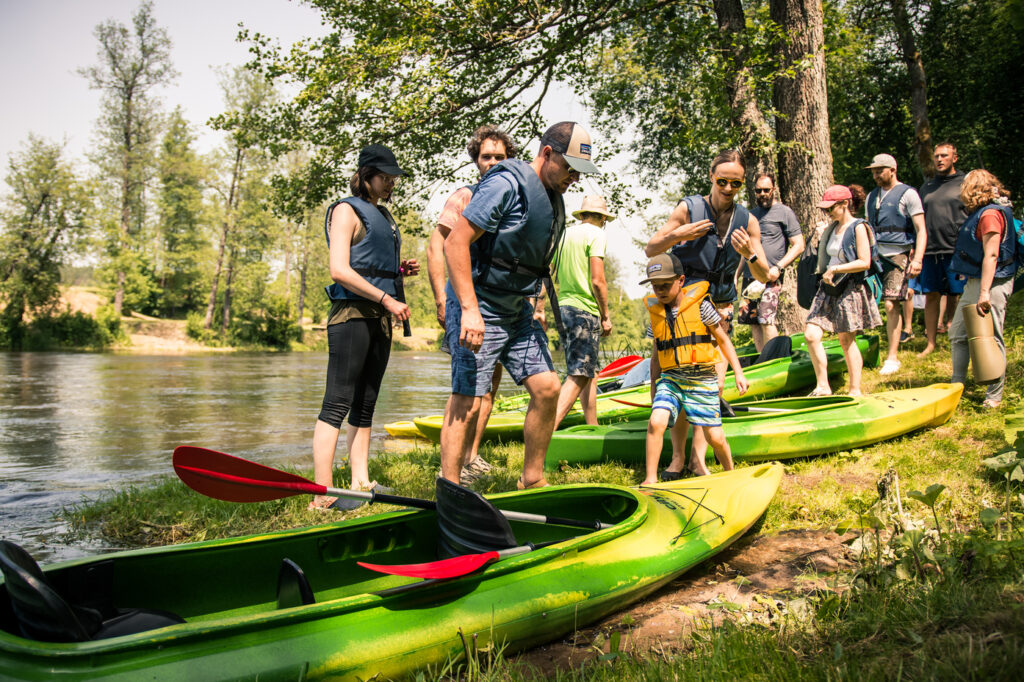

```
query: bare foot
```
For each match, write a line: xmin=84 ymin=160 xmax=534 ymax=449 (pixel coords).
xmin=640 ymin=478 xmax=658 ymax=486
xmin=917 ymin=344 xmax=936 ymax=358
xmin=847 ymin=389 xmax=863 ymax=397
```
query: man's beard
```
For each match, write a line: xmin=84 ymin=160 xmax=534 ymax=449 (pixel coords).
xmin=756 ymin=196 xmax=772 ymax=209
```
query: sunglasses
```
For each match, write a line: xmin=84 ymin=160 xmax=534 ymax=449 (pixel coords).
xmin=714 ymin=178 xmax=744 ymax=189
xmin=754 ymin=188 xmax=773 ymax=194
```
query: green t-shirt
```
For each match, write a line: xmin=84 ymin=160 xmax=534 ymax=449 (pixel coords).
xmin=554 ymin=222 xmax=607 ymax=316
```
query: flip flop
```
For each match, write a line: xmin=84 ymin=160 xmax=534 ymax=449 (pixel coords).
xmin=807 ymin=388 xmax=832 ymax=397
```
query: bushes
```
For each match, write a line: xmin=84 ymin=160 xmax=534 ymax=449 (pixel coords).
xmin=5 ymin=306 xmax=122 ymax=350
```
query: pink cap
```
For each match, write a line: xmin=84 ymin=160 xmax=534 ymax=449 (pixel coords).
xmin=818 ymin=184 xmax=852 ymax=209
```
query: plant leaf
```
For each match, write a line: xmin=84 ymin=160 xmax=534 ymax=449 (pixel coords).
xmin=980 ymin=507 xmax=1002 ymax=527
xmin=908 ymin=484 xmax=945 ymax=507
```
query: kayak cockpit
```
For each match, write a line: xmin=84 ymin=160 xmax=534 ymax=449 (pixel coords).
xmin=0 ymin=485 xmax=643 ymax=646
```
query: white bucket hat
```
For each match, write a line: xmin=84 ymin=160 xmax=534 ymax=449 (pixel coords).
xmin=572 ymin=195 xmax=616 ymax=221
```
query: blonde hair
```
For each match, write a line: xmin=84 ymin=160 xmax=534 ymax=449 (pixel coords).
xmin=960 ymin=169 xmax=1010 ymax=213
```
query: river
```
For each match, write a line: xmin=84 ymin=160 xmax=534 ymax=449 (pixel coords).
xmin=0 ymin=351 xmax=458 ymax=563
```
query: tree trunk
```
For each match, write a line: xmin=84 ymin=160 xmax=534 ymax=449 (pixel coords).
xmin=204 ymin=147 xmax=244 ymax=330
xmin=891 ymin=0 xmax=934 ymax=177
xmin=770 ymin=0 xmax=833 ymax=333
xmin=222 ymin=250 xmax=235 ymax=334
xmin=712 ymin=0 xmax=778 ymax=188
xmin=297 ymin=247 xmax=307 ymax=325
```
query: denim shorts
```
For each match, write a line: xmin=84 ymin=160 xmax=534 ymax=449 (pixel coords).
xmin=559 ymin=306 xmax=602 ymax=377
xmin=445 ymin=297 xmax=553 ymax=396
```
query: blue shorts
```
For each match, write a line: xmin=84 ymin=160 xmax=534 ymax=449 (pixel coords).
xmin=651 ymin=369 xmax=721 ymax=427
xmin=559 ymin=306 xmax=601 ymax=378
xmin=445 ymin=297 xmax=553 ymax=397
xmin=915 ymin=254 xmax=967 ymax=295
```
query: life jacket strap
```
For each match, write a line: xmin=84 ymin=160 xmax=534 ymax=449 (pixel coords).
xmin=354 ymin=266 xmax=400 ymax=279
xmin=656 ymin=335 xmax=713 ymax=351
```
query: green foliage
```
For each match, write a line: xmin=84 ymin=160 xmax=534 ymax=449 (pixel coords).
xmin=227 ymin=293 xmax=301 ymax=349
xmin=0 ymin=135 xmax=90 ymax=348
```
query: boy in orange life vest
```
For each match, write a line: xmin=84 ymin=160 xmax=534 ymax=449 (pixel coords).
xmin=640 ymin=254 xmax=749 ymax=484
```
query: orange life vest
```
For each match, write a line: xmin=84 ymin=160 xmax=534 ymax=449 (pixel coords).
xmin=645 ymin=281 xmax=717 ymax=370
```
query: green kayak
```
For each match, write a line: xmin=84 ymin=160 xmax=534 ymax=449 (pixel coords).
xmin=0 ymin=465 xmax=782 ymax=681
xmin=545 ymin=383 xmax=963 ymax=470
xmin=413 ymin=334 xmax=880 ymax=443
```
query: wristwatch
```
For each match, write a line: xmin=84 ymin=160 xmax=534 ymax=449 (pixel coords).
xmin=747 ymin=253 xmax=759 ymax=263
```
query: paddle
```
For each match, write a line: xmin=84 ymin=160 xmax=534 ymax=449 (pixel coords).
xmin=359 ymin=539 xmax=563 ymax=579
xmin=597 ymin=354 xmax=643 ymax=378
xmin=172 ymin=446 xmax=611 ymax=530
xmin=608 ymin=397 xmax=790 ymax=413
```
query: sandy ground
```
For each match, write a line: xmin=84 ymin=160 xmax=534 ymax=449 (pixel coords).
xmin=515 ymin=528 xmax=855 ymax=674
xmin=59 ymin=286 xmax=440 ymax=353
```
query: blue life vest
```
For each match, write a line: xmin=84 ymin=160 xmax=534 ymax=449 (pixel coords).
xmin=867 ymin=184 xmax=915 ymax=247
xmin=670 ymin=195 xmax=749 ymax=303
xmin=323 ymin=196 xmax=401 ymax=301
xmin=471 ymin=159 xmax=564 ymax=297
xmin=950 ymin=203 xmax=1017 ymax=279
xmin=815 ymin=219 xmax=881 ymax=281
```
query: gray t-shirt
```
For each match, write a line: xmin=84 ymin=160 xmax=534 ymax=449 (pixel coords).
xmin=745 ymin=202 xmax=802 ymax=278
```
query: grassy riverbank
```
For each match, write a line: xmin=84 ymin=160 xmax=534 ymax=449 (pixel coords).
xmin=63 ymin=295 xmax=1024 ymax=679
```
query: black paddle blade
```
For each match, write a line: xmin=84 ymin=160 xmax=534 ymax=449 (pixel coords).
xmin=435 ymin=477 xmax=518 ymax=558
xmin=173 ymin=446 xmax=321 ymax=503
xmin=719 ymin=398 xmax=737 ymax=419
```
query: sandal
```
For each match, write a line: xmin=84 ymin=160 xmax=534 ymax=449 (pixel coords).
xmin=808 ymin=388 xmax=832 ymax=397
xmin=517 ymin=476 xmax=549 ymax=490
xmin=308 ymin=496 xmax=338 ymax=511
xmin=983 ymin=399 xmax=1002 ymax=409
xmin=326 ymin=482 xmax=394 ymax=512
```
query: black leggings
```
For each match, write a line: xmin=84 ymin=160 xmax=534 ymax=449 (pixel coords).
xmin=318 ymin=318 xmax=392 ymax=428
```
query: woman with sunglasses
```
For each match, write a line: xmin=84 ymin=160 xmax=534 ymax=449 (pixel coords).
xmin=804 ymin=184 xmax=882 ymax=397
xmin=309 ymin=144 xmax=419 ymax=510
xmin=645 ymin=149 xmax=769 ymax=477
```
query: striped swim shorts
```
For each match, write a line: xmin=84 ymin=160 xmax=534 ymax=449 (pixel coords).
xmin=651 ymin=367 xmax=721 ymax=427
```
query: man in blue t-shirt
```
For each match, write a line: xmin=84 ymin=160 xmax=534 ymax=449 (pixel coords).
xmin=442 ymin=121 xmax=600 ymax=489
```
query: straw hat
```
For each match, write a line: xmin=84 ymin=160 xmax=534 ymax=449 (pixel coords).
xmin=572 ymin=195 xmax=616 ymax=221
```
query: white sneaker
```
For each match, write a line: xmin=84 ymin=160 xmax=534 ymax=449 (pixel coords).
xmin=879 ymin=359 xmax=901 ymax=376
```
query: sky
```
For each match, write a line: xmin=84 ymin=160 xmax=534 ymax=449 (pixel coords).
xmin=0 ymin=0 xmax=653 ymax=295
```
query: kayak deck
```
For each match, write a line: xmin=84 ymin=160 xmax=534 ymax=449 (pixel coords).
xmin=545 ymin=383 xmax=963 ymax=469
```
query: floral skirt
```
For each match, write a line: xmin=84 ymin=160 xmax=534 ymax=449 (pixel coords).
xmin=806 ymin=282 xmax=882 ymax=334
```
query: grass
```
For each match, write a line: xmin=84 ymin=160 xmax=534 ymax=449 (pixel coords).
xmin=63 ymin=290 xmax=1024 ymax=680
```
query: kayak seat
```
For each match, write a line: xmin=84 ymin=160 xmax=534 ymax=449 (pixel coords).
xmin=277 ymin=558 xmax=315 ymax=609
xmin=0 ymin=540 xmax=184 ymax=642
xmin=435 ymin=478 xmax=518 ymax=558
xmin=739 ymin=335 xmax=793 ymax=368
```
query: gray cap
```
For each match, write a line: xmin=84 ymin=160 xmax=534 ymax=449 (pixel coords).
xmin=639 ymin=253 xmax=684 ymax=284
xmin=865 ymin=153 xmax=897 ymax=170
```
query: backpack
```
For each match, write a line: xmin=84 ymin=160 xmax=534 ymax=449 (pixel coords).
xmin=1013 ymin=216 xmax=1024 ymax=293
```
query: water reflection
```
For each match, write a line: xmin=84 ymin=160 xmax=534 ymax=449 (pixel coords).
xmin=0 ymin=351 xmax=452 ymax=562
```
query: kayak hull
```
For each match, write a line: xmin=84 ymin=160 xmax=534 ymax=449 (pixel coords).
xmin=414 ymin=335 xmax=881 ymax=443
xmin=0 ymin=466 xmax=782 ymax=681
xmin=545 ymin=383 xmax=963 ymax=469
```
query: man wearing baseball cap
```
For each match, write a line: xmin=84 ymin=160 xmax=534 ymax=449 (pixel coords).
xmin=865 ymin=153 xmax=927 ymax=375
xmin=551 ymin=195 xmax=615 ymax=428
xmin=441 ymin=121 xmax=599 ymax=490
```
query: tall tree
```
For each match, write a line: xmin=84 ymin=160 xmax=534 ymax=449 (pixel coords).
xmin=79 ymin=0 xmax=175 ymax=315
xmin=204 ymin=66 xmax=277 ymax=330
xmin=155 ymin=108 xmax=208 ymax=317
xmin=0 ymin=137 xmax=90 ymax=348
xmin=889 ymin=0 xmax=934 ymax=177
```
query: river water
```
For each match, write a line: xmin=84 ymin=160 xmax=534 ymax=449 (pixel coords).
xmin=0 ymin=351 xmax=456 ymax=563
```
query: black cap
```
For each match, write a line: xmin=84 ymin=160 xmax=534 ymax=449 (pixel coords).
xmin=357 ymin=144 xmax=406 ymax=176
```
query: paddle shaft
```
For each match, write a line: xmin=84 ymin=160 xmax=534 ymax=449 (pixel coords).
xmin=175 ymin=461 xmax=610 ymax=530
xmin=323 ymin=485 xmax=611 ymax=529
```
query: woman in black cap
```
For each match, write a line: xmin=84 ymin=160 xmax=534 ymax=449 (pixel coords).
xmin=310 ymin=144 xmax=418 ymax=510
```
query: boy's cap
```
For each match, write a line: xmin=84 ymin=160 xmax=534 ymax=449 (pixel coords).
xmin=640 ymin=253 xmax=684 ymax=284
xmin=864 ymin=153 xmax=897 ymax=170
xmin=540 ymin=122 xmax=600 ymax=174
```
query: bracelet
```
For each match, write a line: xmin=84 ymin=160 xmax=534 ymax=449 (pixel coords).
xmin=379 ymin=292 xmax=387 ymax=304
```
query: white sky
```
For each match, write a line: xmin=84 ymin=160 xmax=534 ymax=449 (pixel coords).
xmin=0 ymin=0 xmax=653 ymax=295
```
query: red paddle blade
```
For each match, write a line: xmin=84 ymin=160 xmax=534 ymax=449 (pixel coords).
xmin=358 ymin=551 xmax=500 ymax=579
xmin=173 ymin=446 xmax=325 ymax=503
xmin=598 ymin=355 xmax=643 ymax=378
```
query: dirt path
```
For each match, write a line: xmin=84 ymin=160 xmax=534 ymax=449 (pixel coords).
xmin=515 ymin=529 xmax=855 ymax=673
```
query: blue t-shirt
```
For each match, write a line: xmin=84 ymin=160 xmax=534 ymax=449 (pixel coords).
xmin=461 ymin=167 xmax=561 ymax=323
